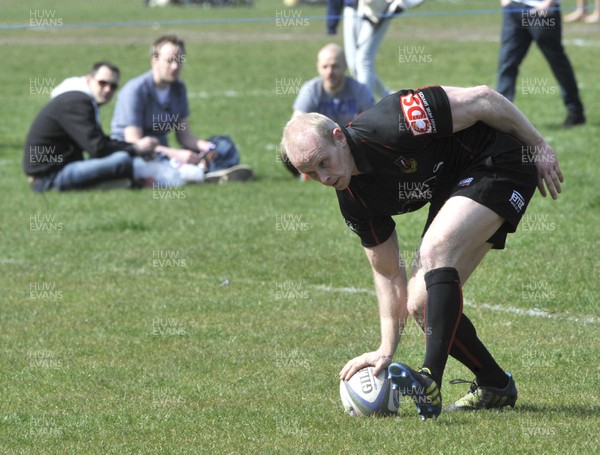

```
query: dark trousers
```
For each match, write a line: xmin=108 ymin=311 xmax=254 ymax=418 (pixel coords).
xmin=496 ymin=2 xmax=584 ymax=115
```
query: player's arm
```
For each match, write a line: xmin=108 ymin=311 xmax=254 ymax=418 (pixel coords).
xmin=442 ymin=85 xmax=563 ymax=199
xmin=339 ymin=231 xmax=409 ymax=380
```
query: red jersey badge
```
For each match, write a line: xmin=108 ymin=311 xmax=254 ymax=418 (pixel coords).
xmin=400 ymin=92 xmax=433 ymax=136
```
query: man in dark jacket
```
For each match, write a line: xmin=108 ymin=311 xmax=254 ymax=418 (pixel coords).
xmin=23 ymin=62 xmax=158 ymax=192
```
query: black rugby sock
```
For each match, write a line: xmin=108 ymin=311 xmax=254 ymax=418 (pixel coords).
xmin=422 ymin=267 xmax=463 ymax=387
xmin=449 ymin=315 xmax=509 ymax=389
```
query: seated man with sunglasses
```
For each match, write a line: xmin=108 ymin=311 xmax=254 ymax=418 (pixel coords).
xmin=24 ymin=62 xmax=160 ymax=192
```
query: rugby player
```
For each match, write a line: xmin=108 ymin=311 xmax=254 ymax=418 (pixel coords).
xmin=281 ymin=85 xmax=562 ymax=419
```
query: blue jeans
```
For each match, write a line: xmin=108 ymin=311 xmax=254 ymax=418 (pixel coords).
xmin=38 ymin=151 xmax=133 ymax=192
xmin=497 ymin=2 xmax=584 ymax=114
xmin=343 ymin=6 xmax=392 ymax=99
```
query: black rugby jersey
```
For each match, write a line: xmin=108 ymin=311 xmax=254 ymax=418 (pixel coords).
xmin=337 ymin=86 xmax=500 ymax=247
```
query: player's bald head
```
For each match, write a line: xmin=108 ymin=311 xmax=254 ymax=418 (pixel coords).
xmin=281 ymin=113 xmax=338 ymax=168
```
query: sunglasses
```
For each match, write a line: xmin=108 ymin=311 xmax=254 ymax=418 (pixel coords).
xmin=95 ymin=79 xmax=119 ymax=90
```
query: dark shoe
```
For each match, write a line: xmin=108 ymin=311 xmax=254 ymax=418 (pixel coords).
xmin=563 ymin=112 xmax=585 ymax=128
xmin=444 ymin=373 xmax=517 ymax=412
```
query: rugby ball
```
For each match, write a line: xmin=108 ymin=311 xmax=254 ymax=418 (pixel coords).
xmin=340 ymin=367 xmax=400 ymax=416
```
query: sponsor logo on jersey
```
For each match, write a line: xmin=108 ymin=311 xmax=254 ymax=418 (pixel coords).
xmin=509 ymin=190 xmax=526 ymax=213
xmin=400 ymin=91 xmax=436 ymax=136
xmin=395 ymin=156 xmax=417 ymax=173
xmin=458 ymin=177 xmax=473 ymax=187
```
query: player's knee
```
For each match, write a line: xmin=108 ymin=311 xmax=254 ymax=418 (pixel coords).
xmin=406 ymin=298 xmax=424 ymax=326
xmin=418 ymin=241 xmax=451 ymax=271
xmin=407 ymin=269 xmax=426 ymax=323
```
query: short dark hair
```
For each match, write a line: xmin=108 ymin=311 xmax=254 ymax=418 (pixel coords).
xmin=151 ymin=35 xmax=186 ymax=57
xmin=90 ymin=61 xmax=120 ymax=77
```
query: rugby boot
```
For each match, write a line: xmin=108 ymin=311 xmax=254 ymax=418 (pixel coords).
xmin=388 ymin=363 xmax=441 ymax=420
xmin=444 ymin=372 xmax=517 ymax=412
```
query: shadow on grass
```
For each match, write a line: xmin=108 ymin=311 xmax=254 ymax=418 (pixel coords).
xmin=400 ymin=403 xmax=600 ymax=423
xmin=516 ymin=403 xmax=600 ymax=417
xmin=83 ymin=220 xmax=152 ymax=233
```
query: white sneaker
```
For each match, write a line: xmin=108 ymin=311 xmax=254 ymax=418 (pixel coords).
xmin=178 ymin=163 xmax=205 ymax=183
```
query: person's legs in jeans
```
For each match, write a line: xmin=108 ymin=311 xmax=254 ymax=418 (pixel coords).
xmin=353 ymin=18 xmax=392 ymax=99
xmin=530 ymin=9 xmax=585 ymax=116
xmin=132 ymin=155 xmax=184 ymax=187
xmin=497 ymin=2 xmax=533 ymax=102
xmin=343 ymin=6 xmax=360 ymax=78
xmin=52 ymin=151 xmax=133 ymax=191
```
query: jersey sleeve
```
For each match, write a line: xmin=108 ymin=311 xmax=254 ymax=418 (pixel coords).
xmin=337 ymin=189 xmax=396 ymax=248
xmin=397 ymin=86 xmax=453 ymax=137
xmin=344 ymin=214 xmax=396 ymax=248
xmin=347 ymin=86 xmax=453 ymax=147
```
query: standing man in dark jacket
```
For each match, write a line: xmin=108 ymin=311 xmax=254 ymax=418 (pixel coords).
xmin=24 ymin=62 xmax=158 ymax=192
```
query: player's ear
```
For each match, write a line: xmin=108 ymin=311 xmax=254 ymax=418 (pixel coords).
xmin=332 ymin=127 xmax=344 ymax=143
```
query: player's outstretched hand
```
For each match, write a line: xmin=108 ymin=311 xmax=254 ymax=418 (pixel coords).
xmin=339 ymin=351 xmax=393 ymax=381
xmin=532 ymin=141 xmax=563 ymax=199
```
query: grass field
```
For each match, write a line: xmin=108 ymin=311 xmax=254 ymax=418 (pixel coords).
xmin=0 ymin=0 xmax=599 ymax=453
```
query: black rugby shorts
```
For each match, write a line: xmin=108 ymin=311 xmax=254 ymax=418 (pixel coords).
xmin=423 ymin=135 xmax=538 ymax=249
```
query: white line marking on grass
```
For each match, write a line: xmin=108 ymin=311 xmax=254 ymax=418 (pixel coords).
xmin=312 ymin=284 xmax=599 ymax=325
xmin=469 ymin=302 xmax=600 ymax=325
xmin=188 ymin=89 xmax=273 ymax=99
xmin=314 ymin=285 xmax=375 ymax=295
xmin=566 ymin=38 xmax=600 ymax=47
xmin=190 ymin=53 xmax=600 ymax=101
xmin=101 ymin=273 xmax=598 ymax=325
